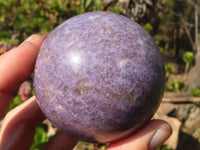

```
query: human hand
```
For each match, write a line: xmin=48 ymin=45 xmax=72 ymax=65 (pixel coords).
xmin=107 ymin=119 xmax=172 ymax=150
xmin=0 ymin=34 xmax=78 ymax=150
xmin=0 ymin=34 xmax=172 ymax=150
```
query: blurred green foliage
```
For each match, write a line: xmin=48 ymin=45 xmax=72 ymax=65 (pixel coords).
xmin=190 ymin=88 xmax=200 ymax=97
xmin=182 ymin=51 xmax=194 ymax=64
xmin=143 ymin=23 xmax=153 ymax=34
xmin=76 ymin=141 xmax=109 ymax=150
xmin=165 ymin=79 xmax=185 ymax=92
xmin=0 ymin=0 xmax=104 ymax=44
xmin=7 ymin=95 xmax=24 ymax=112
xmin=179 ymin=50 xmax=194 ymax=73
xmin=156 ymin=144 xmax=171 ymax=150
xmin=80 ymin=0 xmax=103 ymax=12
xmin=182 ymin=51 xmax=194 ymax=73
xmin=110 ymin=6 xmax=121 ymax=14
xmin=31 ymin=125 xmax=50 ymax=150
xmin=165 ymin=62 xmax=174 ymax=82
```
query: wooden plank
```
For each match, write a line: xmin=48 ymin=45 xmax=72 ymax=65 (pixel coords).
xmin=162 ymin=97 xmax=200 ymax=103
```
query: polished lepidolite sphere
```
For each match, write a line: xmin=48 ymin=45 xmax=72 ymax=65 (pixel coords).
xmin=34 ymin=11 xmax=165 ymax=143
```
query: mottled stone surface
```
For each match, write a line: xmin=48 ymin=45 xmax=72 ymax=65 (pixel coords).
xmin=33 ymin=11 xmax=165 ymax=143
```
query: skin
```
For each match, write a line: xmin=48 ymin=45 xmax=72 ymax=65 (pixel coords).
xmin=0 ymin=34 xmax=172 ymax=150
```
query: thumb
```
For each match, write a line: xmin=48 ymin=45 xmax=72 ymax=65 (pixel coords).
xmin=107 ymin=119 xmax=172 ymax=150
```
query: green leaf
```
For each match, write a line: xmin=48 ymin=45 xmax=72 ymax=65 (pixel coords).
xmin=165 ymin=62 xmax=174 ymax=74
xmin=85 ymin=0 xmax=92 ymax=10
xmin=157 ymin=144 xmax=171 ymax=150
xmin=183 ymin=51 xmax=194 ymax=63
xmin=190 ymin=89 xmax=200 ymax=97
xmin=143 ymin=23 xmax=153 ymax=33
xmin=7 ymin=95 xmax=24 ymax=112
xmin=110 ymin=6 xmax=121 ymax=14
xmin=31 ymin=125 xmax=49 ymax=150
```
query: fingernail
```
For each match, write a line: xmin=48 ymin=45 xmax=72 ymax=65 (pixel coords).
xmin=19 ymin=35 xmax=33 ymax=46
xmin=25 ymin=35 xmax=33 ymax=42
xmin=149 ymin=128 xmax=171 ymax=150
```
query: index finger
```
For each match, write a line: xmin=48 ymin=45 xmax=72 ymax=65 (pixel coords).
xmin=0 ymin=34 xmax=44 ymax=119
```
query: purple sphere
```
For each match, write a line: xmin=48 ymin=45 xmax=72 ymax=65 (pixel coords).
xmin=34 ymin=11 xmax=165 ymax=143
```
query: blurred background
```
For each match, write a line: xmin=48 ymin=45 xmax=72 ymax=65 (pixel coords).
xmin=0 ymin=0 xmax=199 ymax=149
